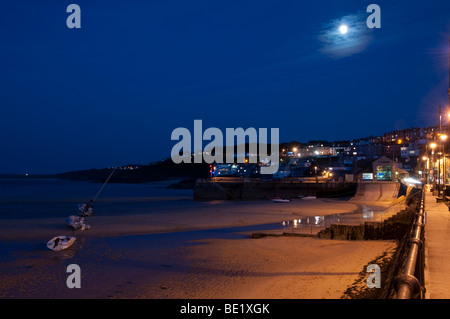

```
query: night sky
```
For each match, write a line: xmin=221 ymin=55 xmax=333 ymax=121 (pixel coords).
xmin=2 ymin=1 xmax=450 ymax=174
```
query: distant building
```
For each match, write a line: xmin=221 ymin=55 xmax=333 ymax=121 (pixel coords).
xmin=401 ymin=146 xmax=420 ymax=158
xmin=383 ymin=126 xmax=447 ymax=143
xmin=272 ymin=125 xmax=446 ymax=181
xmin=373 ymin=156 xmax=394 ymax=181
xmin=372 ymin=156 xmax=408 ymax=181
xmin=273 ymin=163 xmax=291 ymax=179
xmin=119 ymin=164 xmax=142 ymax=170
xmin=214 ymin=163 xmax=259 ymax=177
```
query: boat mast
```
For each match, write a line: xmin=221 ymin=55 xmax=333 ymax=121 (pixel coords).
xmin=92 ymin=167 xmax=117 ymax=202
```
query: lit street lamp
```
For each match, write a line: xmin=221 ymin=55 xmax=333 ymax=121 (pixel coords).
xmin=314 ymin=166 xmax=318 ymax=183
xmin=422 ymin=156 xmax=429 ymax=184
xmin=430 ymin=143 xmax=437 ymax=194
xmin=440 ymin=134 xmax=449 ymax=192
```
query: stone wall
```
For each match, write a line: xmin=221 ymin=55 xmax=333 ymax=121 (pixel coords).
xmin=194 ymin=180 xmax=357 ymax=200
xmin=317 ymin=207 xmax=416 ymax=240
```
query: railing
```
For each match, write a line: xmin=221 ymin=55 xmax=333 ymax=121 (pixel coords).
xmin=394 ymin=188 xmax=426 ymax=299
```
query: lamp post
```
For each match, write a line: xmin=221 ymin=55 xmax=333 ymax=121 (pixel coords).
xmin=441 ymin=134 xmax=448 ymax=192
xmin=314 ymin=166 xmax=318 ymax=183
xmin=422 ymin=156 xmax=428 ymax=184
xmin=435 ymin=134 xmax=448 ymax=197
xmin=430 ymin=142 xmax=437 ymax=194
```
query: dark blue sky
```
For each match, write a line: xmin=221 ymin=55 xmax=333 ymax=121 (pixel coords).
xmin=2 ymin=0 xmax=450 ymax=174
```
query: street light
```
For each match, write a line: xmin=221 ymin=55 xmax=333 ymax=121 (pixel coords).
xmin=434 ymin=135 xmax=449 ymax=196
xmin=441 ymin=135 xmax=448 ymax=188
xmin=430 ymin=143 xmax=437 ymax=193
xmin=314 ymin=166 xmax=318 ymax=183
xmin=421 ymin=156 xmax=429 ymax=184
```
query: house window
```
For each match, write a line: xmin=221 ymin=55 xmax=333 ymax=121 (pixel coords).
xmin=376 ymin=166 xmax=392 ymax=181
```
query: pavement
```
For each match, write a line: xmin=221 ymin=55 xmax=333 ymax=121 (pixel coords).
xmin=424 ymin=189 xmax=450 ymax=299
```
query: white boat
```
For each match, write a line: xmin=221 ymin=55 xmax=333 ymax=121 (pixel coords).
xmin=271 ymin=198 xmax=291 ymax=203
xmin=47 ymin=236 xmax=76 ymax=251
xmin=78 ymin=203 xmax=93 ymax=217
xmin=67 ymin=215 xmax=91 ymax=231
xmin=302 ymin=196 xmax=317 ymax=200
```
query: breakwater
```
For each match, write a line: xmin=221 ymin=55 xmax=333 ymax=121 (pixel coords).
xmin=194 ymin=179 xmax=357 ymax=200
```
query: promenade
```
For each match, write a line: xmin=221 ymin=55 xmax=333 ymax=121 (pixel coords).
xmin=425 ymin=190 xmax=450 ymax=298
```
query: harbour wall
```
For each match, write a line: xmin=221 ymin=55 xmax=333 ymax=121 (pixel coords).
xmin=194 ymin=179 xmax=358 ymax=200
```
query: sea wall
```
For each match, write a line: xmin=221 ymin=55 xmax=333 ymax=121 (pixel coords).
xmin=317 ymin=206 xmax=416 ymax=240
xmin=335 ymin=188 xmax=422 ymax=299
xmin=193 ymin=180 xmax=358 ymax=200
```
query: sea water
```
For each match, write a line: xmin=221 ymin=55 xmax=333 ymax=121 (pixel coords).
xmin=0 ymin=178 xmax=194 ymax=219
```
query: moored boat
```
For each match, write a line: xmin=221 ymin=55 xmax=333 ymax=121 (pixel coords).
xmin=47 ymin=236 xmax=76 ymax=251
xmin=271 ymin=197 xmax=291 ymax=203
xmin=67 ymin=215 xmax=91 ymax=230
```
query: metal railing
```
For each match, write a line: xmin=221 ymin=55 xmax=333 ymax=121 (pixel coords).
xmin=394 ymin=188 xmax=426 ymax=299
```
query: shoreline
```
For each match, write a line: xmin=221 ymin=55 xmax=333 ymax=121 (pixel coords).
xmin=0 ymin=197 xmax=399 ymax=242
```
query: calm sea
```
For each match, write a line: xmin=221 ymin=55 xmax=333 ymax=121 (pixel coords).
xmin=0 ymin=178 xmax=194 ymax=219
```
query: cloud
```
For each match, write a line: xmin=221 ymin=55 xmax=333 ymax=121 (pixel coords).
xmin=318 ymin=12 xmax=373 ymax=58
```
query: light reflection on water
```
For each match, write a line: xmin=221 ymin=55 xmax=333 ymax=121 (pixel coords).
xmin=279 ymin=201 xmax=406 ymax=230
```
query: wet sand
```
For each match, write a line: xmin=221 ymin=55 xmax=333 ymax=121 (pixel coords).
xmin=0 ymin=197 xmax=397 ymax=242
xmin=0 ymin=197 xmax=400 ymax=299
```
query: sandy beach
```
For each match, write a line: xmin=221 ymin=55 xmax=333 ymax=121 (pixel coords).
xmin=0 ymin=182 xmax=401 ymax=299
xmin=136 ymin=237 xmax=397 ymax=299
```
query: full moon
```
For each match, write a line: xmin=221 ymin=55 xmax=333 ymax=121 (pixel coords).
xmin=339 ymin=24 xmax=348 ymax=34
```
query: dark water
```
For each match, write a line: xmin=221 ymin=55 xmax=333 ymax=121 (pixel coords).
xmin=0 ymin=178 xmax=194 ymax=219
xmin=0 ymin=179 xmax=284 ymax=259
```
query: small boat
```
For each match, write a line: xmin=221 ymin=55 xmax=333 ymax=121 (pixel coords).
xmin=271 ymin=197 xmax=291 ymax=203
xmin=301 ymin=196 xmax=317 ymax=200
xmin=47 ymin=236 xmax=76 ymax=251
xmin=78 ymin=203 xmax=93 ymax=217
xmin=77 ymin=167 xmax=116 ymax=217
xmin=67 ymin=215 xmax=91 ymax=231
